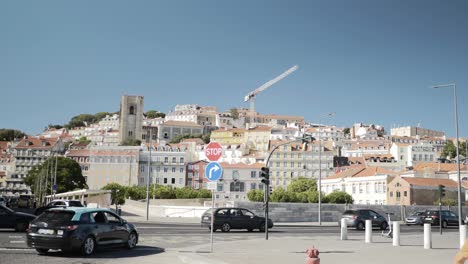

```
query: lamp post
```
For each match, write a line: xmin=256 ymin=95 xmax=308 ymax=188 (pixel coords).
xmin=317 ymin=112 xmax=336 ymax=225
xmin=432 ymin=83 xmax=462 ymax=228
xmin=264 ymin=134 xmax=315 ymax=240
xmin=146 ymin=129 xmax=152 ymax=221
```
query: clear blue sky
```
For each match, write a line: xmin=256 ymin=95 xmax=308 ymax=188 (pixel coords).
xmin=1 ymin=0 xmax=467 ymax=137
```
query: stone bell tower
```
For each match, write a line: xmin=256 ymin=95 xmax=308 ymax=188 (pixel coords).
xmin=119 ymin=95 xmax=144 ymax=144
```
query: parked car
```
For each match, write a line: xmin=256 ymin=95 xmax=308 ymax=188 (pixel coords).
xmin=422 ymin=210 xmax=459 ymax=228
xmin=27 ymin=207 xmax=138 ymax=256
xmin=201 ymin=207 xmax=273 ymax=232
xmin=34 ymin=199 xmax=84 ymax=215
xmin=405 ymin=211 xmax=425 ymax=226
xmin=340 ymin=209 xmax=388 ymax=230
xmin=0 ymin=196 xmax=6 ymax=207
xmin=0 ymin=204 xmax=36 ymax=231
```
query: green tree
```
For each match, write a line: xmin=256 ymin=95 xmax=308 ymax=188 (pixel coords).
xmin=343 ymin=128 xmax=350 ymax=136
xmin=438 ymin=198 xmax=457 ymax=206
xmin=287 ymin=177 xmax=317 ymax=193
xmin=94 ymin=112 xmax=111 ymax=121
xmin=65 ymin=114 xmax=96 ymax=129
xmin=197 ymin=189 xmax=212 ymax=198
xmin=229 ymin=108 xmax=239 ymax=120
xmin=442 ymin=140 xmax=457 ymax=159
xmin=0 ymin=129 xmax=26 ymax=141
xmin=102 ymin=183 xmax=128 ymax=205
xmin=127 ymin=185 xmax=147 ymax=200
xmin=120 ymin=138 xmax=142 ymax=146
xmin=325 ymin=191 xmax=354 ymax=204
xmin=270 ymin=188 xmax=300 ymax=203
xmin=202 ymin=133 xmax=211 ymax=144
xmin=24 ymin=157 xmax=87 ymax=198
xmin=47 ymin=124 xmax=63 ymax=129
xmin=247 ymin=189 xmax=264 ymax=202
xmin=78 ymin=136 xmax=91 ymax=145
xmin=145 ymin=110 xmax=166 ymax=119
xmin=155 ymin=185 xmax=176 ymax=199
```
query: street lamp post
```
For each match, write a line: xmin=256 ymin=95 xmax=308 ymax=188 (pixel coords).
xmin=146 ymin=129 xmax=152 ymax=221
xmin=432 ymin=83 xmax=463 ymax=228
xmin=264 ymin=134 xmax=315 ymax=240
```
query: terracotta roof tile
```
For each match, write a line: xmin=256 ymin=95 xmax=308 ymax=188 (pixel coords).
xmin=413 ymin=162 xmax=463 ymax=172
xmin=402 ymin=177 xmax=458 ymax=188
xmin=218 ymin=162 xmax=264 ymax=169
xmin=14 ymin=137 xmax=60 ymax=149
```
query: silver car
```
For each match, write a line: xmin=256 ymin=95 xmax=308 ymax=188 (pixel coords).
xmin=405 ymin=211 xmax=425 ymax=225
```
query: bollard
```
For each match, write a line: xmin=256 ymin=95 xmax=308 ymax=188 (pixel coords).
xmin=341 ymin=218 xmax=348 ymax=240
xmin=305 ymin=246 xmax=320 ymax=264
xmin=365 ymin=220 xmax=372 ymax=243
xmin=460 ymin=225 xmax=467 ymax=249
xmin=392 ymin=221 xmax=400 ymax=246
xmin=424 ymin=223 xmax=432 ymax=249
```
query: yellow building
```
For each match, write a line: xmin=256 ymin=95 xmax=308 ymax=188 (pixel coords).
xmin=210 ymin=126 xmax=271 ymax=153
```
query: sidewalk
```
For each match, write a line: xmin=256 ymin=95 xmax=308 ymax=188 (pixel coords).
xmin=109 ymin=231 xmax=459 ymax=264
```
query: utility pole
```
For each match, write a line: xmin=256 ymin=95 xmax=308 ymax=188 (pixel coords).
xmin=146 ymin=129 xmax=152 ymax=221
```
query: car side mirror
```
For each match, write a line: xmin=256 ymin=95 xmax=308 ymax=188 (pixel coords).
xmin=122 ymin=219 xmax=127 ymax=225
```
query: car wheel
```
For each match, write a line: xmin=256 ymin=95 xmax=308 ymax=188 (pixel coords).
xmin=356 ymin=221 xmax=365 ymax=230
xmin=208 ymin=226 xmax=217 ymax=232
xmin=247 ymin=229 xmax=253 ymax=232
xmin=221 ymin=223 xmax=231 ymax=232
xmin=442 ymin=221 xmax=448 ymax=228
xmin=81 ymin=236 xmax=96 ymax=256
xmin=15 ymin=223 xmax=27 ymax=232
xmin=126 ymin=232 xmax=138 ymax=249
xmin=259 ymin=223 xmax=266 ymax=232
xmin=36 ymin=248 xmax=49 ymax=255
xmin=380 ymin=221 xmax=389 ymax=230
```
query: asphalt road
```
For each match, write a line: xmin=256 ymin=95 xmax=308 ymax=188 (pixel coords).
xmin=0 ymin=222 xmax=459 ymax=264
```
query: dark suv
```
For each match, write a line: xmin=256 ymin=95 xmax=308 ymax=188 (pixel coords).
xmin=201 ymin=207 xmax=273 ymax=232
xmin=423 ymin=210 xmax=459 ymax=228
xmin=340 ymin=209 xmax=388 ymax=230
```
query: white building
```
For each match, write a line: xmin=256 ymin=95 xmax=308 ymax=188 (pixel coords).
xmin=390 ymin=142 xmax=438 ymax=167
xmin=214 ymin=162 xmax=264 ymax=202
xmin=322 ymin=166 xmax=397 ymax=205
xmin=390 ymin=126 xmax=445 ymax=138
xmin=342 ymin=140 xmax=390 ymax=158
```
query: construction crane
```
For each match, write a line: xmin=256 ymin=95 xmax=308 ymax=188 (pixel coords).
xmin=244 ymin=65 xmax=299 ymax=127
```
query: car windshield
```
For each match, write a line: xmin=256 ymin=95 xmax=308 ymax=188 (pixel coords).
xmin=36 ymin=211 xmax=75 ymax=225
xmin=68 ymin=201 xmax=84 ymax=207
xmin=411 ymin=212 xmax=424 ymax=216
xmin=343 ymin=210 xmax=357 ymax=215
xmin=426 ymin=210 xmax=439 ymax=215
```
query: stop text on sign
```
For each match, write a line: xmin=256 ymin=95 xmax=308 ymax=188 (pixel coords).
xmin=205 ymin=142 xmax=223 ymax=161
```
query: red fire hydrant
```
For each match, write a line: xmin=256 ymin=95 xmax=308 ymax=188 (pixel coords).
xmin=305 ymin=246 xmax=320 ymax=264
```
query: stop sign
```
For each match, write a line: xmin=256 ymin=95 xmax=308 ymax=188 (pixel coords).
xmin=205 ymin=142 xmax=223 ymax=161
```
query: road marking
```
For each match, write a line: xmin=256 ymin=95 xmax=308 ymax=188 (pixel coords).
xmin=9 ymin=241 xmax=25 ymax=244
xmin=0 ymin=247 xmax=33 ymax=251
xmin=8 ymin=236 xmax=23 ymax=239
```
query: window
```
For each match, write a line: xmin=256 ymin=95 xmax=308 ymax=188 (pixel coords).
xmin=105 ymin=212 xmax=121 ymax=224
xmin=140 ymin=166 xmax=145 ymax=172
xmin=276 ymin=162 xmax=280 ymax=167
xmin=129 ymin=106 xmax=135 ymax=115
xmin=172 ymin=157 xmax=176 ymax=163
xmin=404 ymin=191 xmax=407 ymax=197
xmin=180 ymin=157 xmax=184 ymax=163
xmin=251 ymin=171 xmax=257 ymax=178
xmin=171 ymin=178 xmax=175 ymax=184
xmin=232 ymin=170 xmax=240 ymax=181
xmin=128 ymin=131 xmax=133 ymax=137
xmin=250 ymin=183 xmax=256 ymax=190
xmin=164 ymin=157 xmax=169 ymax=163
xmin=164 ymin=178 xmax=167 ymax=184
xmin=180 ymin=168 xmax=184 ymax=173
xmin=390 ymin=191 xmax=393 ymax=197
xmin=352 ymin=184 xmax=356 ymax=194
xmin=172 ymin=167 xmax=176 ymax=173
xmin=230 ymin=182 xmax=245 ymax=192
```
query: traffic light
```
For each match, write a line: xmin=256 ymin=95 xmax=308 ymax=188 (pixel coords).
xmin=269 ymin=185 xmax=273 ymax=195
xmin=260 ymin=167 xmax=270 ymax=185
xmin=438 ymin=185 xmax=446 ymax=197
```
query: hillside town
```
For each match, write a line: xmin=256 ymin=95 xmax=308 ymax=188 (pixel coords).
xmin=1 ymin=95 xmax=467 ymax=207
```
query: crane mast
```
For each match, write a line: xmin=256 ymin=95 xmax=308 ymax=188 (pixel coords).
xmin=244 ymin=65 xmax=299 ymax=127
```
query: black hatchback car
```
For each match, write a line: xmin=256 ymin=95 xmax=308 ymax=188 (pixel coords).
xmin=27 ymin=207 xmax=138 ymax=256
xmin=0 ymin=204 xmax=36 ymax=231
xmin=201 ymin=207 xmax=273 ymax=232
xmin=423 ymin=210 xmax=459 ymax=227
xmin=340 ymin=209 xmax=388 ymax=230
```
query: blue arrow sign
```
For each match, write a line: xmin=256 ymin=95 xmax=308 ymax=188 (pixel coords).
xmin=205 ymin=162 xmax=223 ymax=182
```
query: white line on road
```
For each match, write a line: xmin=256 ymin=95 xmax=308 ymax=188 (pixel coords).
xmin=0 ymin=247 xmax=33 ymax=251
xmin=8 ymin=236 xmax=23 ymax=238
xmin=9 ymin=241 xmax=25 ymax=244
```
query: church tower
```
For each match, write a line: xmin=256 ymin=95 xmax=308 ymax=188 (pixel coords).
xmin=119 ymin=95 xmax=144 ymax=144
